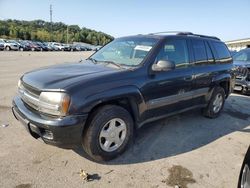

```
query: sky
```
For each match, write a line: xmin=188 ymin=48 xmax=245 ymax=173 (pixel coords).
xmin=0 ymin=0 xmax=249 ymax=41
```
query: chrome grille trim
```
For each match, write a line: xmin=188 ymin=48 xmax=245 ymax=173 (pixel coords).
xmin=19 ymin=82 xmax=40 ymax=111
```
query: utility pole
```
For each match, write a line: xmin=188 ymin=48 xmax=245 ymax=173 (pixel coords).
xmin=50 ymin=4 xmax=53 ymax=40
xmin=67 ymin=26 xmax=69 ymax=44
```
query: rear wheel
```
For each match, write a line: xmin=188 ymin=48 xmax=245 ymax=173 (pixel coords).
xmin=203 ymin=87 xmax=225 ymax=118
xmin=82 ymin=105 xmax=134 ymax=161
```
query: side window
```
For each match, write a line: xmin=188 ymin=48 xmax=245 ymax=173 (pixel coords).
xmin=212 ymin=42 xmax=231 ymax=60
xmin=205 ymin=41 xmax=215 ymax=63
xmin=192 ymin=40 xmax=207 ymax=64
xmin=155 ymin=39 xmax=189 ymax=68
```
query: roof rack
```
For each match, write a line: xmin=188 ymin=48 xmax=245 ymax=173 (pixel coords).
xmin=178 ymin=33 xmax=220 ymax=41
xmin=149 ymin=31 xmax=192 ymax=35
xmin=149 ymin=31 xmax=220 ymax=41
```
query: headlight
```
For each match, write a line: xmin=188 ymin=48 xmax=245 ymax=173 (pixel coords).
xmin=38 ymin=92 xmax=70 ymax=116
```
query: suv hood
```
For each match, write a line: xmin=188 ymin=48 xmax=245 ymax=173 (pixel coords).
xmin=22 ymin=61 xmax=116 ymax=90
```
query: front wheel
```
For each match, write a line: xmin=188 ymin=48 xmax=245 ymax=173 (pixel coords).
xmin=5 ymin=46 xmax=10 ymax=51
xmin=203 ymin=87 xmax=225 ymax=118
xmin=82 ymin=105 xmax=134 ymax=161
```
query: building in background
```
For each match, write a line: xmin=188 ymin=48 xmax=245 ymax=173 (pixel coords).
xmin=225 ymin=38 xmax=250 ymax=52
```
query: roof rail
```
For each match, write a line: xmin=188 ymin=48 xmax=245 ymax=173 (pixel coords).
xmin=177 ymin=32 xmax=220 ymax=41
xmin=149 ymin=31 xmax=220 ymax=41
xmin=149 ymin=31 xmax=192 ymax=35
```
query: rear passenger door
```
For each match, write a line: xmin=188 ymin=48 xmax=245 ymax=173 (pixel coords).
xmin=190 ymin=39 xmax=216 ymax=105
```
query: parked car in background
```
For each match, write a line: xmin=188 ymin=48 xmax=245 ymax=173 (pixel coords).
xmin=51 ymin=42 xmax=65 ymax=51
xmin=25 ymin=41 xmax=41 ymax=51
xmin=34 ymin=41 xmax=50 ymax=51
xmin=12 ymin=32 xmax=235 ymax=161
xmin=233 ymin=48 xmax=250 ymax=94
xmin=8 ymin=40 xmax=29 ymax=51
xmin=0 ymin=41 xmax=4 ymax=50
xmin=230 ymin=50 xmax=237 ymax=56
xmin=46 ymin=42 xmax=57 ymax=51
xmin=238 ymin=146 xmax=250 ymax=188
xmin=62 ymin=44 xmax=71 ymax=51
xmin=68 ymin=44 xmax=77 ymax=51
xmin=0 ymin=39 xmax=19 ymax=51
xmin=17 ymin=40 xmax=32 ymax=51
xmin=43 ymin=42 xmax=53 ymax=51
xmin=73 ymin=44 xmax=88 ymax=51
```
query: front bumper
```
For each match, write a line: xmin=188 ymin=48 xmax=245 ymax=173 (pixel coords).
xmin=12 ymin=96 xmax=88 ymax=148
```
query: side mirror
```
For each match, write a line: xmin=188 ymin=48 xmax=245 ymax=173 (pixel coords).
xmin=152 ymin=60 xmax=175 ymax=72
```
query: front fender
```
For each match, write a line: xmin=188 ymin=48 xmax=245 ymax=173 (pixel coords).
xmin=77 ymin=85 xmax=147 ymax=122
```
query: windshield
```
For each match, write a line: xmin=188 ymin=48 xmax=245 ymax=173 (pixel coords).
xmin=233 ymin=49 xmax=250 ymax=62
xmin=91 ymin=37 xmax=159 ymax=66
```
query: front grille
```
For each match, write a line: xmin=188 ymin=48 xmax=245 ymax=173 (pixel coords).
xmin=19 ymin=82 xmax=41 ymax=111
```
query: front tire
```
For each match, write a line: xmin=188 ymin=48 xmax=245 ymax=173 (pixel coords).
xmin=5 ymin=46 xmax=10 ymax=51
xmin=203 ymin=87 xmax=225 ymax=118
xmin=82 ymin=105 xmax=134 ymax=161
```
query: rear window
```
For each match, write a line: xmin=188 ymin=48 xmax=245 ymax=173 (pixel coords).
xmin=212 ymin=42 xmax=231 ymax=60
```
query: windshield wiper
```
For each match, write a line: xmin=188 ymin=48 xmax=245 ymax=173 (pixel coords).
xmin=87 ymin=57 xmax=97 ymax=64
xmin=97 ymin=60 xmax=123 ymax=69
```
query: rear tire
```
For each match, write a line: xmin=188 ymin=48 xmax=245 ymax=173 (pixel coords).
xmin=203 ymin=87 xmax=225 ymax=118
xmin=82 ymin=105 xmax=134 ymax=161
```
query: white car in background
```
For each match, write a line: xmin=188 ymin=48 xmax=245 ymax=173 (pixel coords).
xmin=0 ymin=39 xmax=19 ymax=51
xmin=50 ymin=42 xmax=65 ymax=51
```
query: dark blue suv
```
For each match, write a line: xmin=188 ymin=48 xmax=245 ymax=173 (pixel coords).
xmin=12 ymin=32 xmax=235 ymax=161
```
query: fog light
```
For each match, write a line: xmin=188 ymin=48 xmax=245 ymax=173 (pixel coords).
xmin=42 ymin=130 xmax=53 ymax=140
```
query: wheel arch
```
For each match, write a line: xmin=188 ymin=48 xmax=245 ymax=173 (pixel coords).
xmin=212 ymin=73 xmax=231 ymax=98
xmin=80 ymin=86 xmax=146 ymax=130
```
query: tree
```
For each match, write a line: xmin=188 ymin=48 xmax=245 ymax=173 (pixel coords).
xmin=0 ymin=19 xmax=114 ymax=44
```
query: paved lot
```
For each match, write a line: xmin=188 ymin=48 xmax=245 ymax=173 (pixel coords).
xmin=0 ymin=52 xmax=249 ymax=188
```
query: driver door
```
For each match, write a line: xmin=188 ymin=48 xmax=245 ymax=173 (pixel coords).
xmin=141 ymin=38 xmax=194 ymax=121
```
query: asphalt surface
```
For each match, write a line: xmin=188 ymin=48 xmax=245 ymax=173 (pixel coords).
xmin=0 ymin=51 xmax=249 ymax=188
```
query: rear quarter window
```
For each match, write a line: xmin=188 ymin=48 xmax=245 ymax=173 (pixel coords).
xmin=212 ymin=42 xmax=231 ymax=60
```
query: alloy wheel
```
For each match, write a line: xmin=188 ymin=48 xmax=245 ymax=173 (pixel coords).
xmin=99 ymin=118 xmax=127 ymax=152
